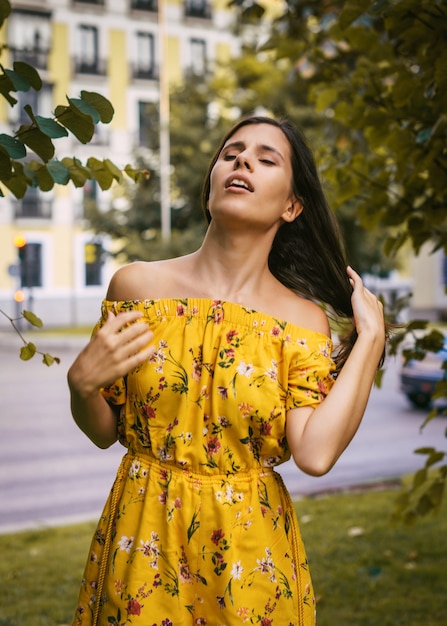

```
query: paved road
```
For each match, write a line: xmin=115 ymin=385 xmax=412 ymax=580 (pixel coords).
xmin=0 ymin=333 xmax=445 ymax=534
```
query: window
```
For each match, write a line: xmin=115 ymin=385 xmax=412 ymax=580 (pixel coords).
xmin=138 ymin=101 xmax=159 ymax=147
xmin=8 ymin=8 xmax=51 ymax=70
xmin=84 ymin=242 xmax=103 ymax=286
xmin=14 ymin=84 xmax=53 ymax=127
xmin=18 ymin=242 xmax=42 ymax=288
xmin=184 ymin=0 xmax=211 ymax=19
xmin=190 ymin=38 xmax=207 ymax=75
xmin=76 ymin=25 xmax=100 ymax=74
xmin=135 ymin=32 xmax=156 ymax=79
xmin=14 ymin=187 xmax=52 ymax=219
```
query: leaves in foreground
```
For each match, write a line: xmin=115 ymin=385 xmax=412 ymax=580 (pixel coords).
xmin=0 ymin=308 xmax=60 ymax=365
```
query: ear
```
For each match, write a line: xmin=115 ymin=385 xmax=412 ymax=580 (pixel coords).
xmin=281 ymin=196 xmax=303 ymax=223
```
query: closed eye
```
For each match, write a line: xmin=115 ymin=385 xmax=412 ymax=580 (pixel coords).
xmin=260 ymin=159 xmax=275 ymax=165
xmin=223 ymin=154 xmax=237 ymax=161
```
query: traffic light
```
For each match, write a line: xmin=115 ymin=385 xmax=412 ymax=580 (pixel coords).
xmin=14 ymin=234 xmax=27 ymax=262
xmin=13 ymin=234 xmax=32 ymax=288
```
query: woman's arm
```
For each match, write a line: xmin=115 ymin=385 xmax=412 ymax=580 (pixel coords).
xmin=286 ymin=266 xmax=385 ymax=476
xmin=67 ymin=310 xmax=155 ymax=448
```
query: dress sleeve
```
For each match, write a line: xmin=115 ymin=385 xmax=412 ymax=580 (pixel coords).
xmin=90 ymin=303 xmax=127 ymax=406
xmin=285 ymin=334 xmax=335 ymax=411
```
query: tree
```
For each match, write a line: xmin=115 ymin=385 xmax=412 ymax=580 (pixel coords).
xmin=260 ymin=0 xmax=446 ymax=522
xmin=88 ymin=37 xmax=396 ymax=274
xmin=0 ymin=0 xmax=146 ymax=363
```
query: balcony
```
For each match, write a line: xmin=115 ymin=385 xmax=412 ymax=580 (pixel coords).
xmin=9 ymin=46 xmax=50 ymax=72
xmin=73 ymin=57 xmax=107 ymax=76
xmin=14 ymin=197 xmax=52 ymax=220
xmin=131 ymin=62 xmax=159 ymax=81
xmin=131 ymin=0 xmax=158 ymax=11
xmin=73 ymin=0 xmax=105 ymax=5
xmin=184 ymin=0 xmax=212 ymax=20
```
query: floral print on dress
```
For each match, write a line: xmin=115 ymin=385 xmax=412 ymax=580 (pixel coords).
xmin=74 ymin=299 xmax=334 ymax=626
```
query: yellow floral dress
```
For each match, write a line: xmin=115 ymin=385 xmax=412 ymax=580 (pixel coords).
xmin=73 ymin=298 xmax=334 ymax=626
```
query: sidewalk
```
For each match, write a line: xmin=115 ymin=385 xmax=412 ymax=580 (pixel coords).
xmin=0 ymin=328 xmax=90 ymax=351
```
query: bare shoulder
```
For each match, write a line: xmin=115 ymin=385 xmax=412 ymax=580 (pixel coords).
xmin=277 ymin=289 xmax=331 ymax=337
xmin=105 ymin=257 xmax=191 ymax=301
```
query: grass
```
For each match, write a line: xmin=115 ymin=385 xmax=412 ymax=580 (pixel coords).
xmin=0 ymin=484 xmax=446 ymax=626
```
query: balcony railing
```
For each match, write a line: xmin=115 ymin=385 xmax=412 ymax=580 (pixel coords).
xmin=131 ymin=0 xmax=158 ymax=11
xmin=73 ymin=57 xmax=107 ymax=76
xmin=14 ymin=198 xmax=52 ymax=220
xmin=73 ymin=0 xmax=104 ymax=5
xmin=184 ymin=0 xmax=212 ymax=20
xmin=131 ymin=62 xmax=159 ymax=81
xmin=9 ymin=46 xmax=50 ymax=71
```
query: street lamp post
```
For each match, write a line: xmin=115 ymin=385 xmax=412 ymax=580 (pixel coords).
xmin=158 ymin=0 xmax=171 ymax=241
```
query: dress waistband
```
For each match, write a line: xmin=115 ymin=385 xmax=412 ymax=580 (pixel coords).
xmin=120 ymin=450 xmax=277 ymax=484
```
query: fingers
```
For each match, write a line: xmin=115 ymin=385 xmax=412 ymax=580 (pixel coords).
xmin=346 ymin=267 xmax=385 ymax=340
xmin=92 ymin=311 xmax=155 ymax=376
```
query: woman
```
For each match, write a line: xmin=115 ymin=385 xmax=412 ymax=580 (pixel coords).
xmin=68 ymin=116 xmax=385 ymax=625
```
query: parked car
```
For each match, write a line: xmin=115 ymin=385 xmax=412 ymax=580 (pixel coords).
xmin=400 ymin=338 xmax=447 ymax=408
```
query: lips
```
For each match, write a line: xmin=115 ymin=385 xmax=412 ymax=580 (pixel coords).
xmin=224 ymin=174 xmax=254 ymax=192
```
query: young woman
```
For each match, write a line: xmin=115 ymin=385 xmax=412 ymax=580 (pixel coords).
xmin=68 ymin=116 xmax=385 ymax=626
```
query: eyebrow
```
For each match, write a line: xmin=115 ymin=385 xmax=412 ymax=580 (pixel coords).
xmin=221 ymin=140 xmax=285 ymax=162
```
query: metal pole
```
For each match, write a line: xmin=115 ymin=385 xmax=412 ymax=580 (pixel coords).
xmin=158 ymin=0 xmax=171 ymax=240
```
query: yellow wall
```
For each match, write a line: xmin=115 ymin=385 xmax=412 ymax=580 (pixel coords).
xmin=109 ymin=30 xmax=128 ymax=130
xmin=0 ymin=19 xmax=8 ymax=124
xmin=52 ymin=226 xmax=73 ymax=288
xmin=166 ymin=36 xmax=181 ymax=86
xmin=216 ymin=42 xmax=232 ymax=64
xmin=48 ymin=22 xmax=70 ymax=108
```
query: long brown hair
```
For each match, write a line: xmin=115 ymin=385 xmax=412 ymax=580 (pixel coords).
xmin=201 ymin=115 xmax=368 ymax=373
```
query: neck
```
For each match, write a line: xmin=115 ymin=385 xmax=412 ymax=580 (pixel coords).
xmin=191 ymin=221 xmax=277 ymax=301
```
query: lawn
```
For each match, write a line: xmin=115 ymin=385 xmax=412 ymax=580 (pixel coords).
xmin=0 ymin=483 xmax=446 ymax=626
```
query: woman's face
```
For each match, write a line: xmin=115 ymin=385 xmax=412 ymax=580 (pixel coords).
xmin=207 ymin=123 xmax=300 ymax=229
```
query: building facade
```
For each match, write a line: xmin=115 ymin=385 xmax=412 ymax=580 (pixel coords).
xmin=0 ymin=0 xmax=445 ymax=329
xmin=0 ymin=0 xmax=242 ymax=328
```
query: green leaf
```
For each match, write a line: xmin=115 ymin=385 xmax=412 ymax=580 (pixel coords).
xmin=55 ymin=103 xmax=95 ymax=144
xmin=4 ymin=68 xmax=31 ymax=92
xmin=339 ymin=3 xmax=368 ymax=28
xmin=20 ymin=342 xmax=37 ymax=361
xmin=412 ymin=467 xmax=427 ymax=490
xmin=69 ymin=97 xmax=101 ymax=124
xmin=0 ymin=73 xmax=18 ymax=106
xmin=0 ymin=146 xmax=13 ymax=178
xmin=427 ymin=479 xmax=445 ymax=511
xmin=35 ymin=115 xmax=69 ymax=139
xmin=22 ymin=310 xmax=43 ymax=328
xmin=2 ymin=176 xmax=28 ymax=198
xmin=415 ymin=493 xmax=434 ymax=517
xmin=81 ymin=91 xmax=114 ymax=124
xmin=124 ymin=163 xmax=150 ymax=182
xmin=17 ymin=125 xmax=55 ymax=162
xmin=0 ymin=0 xmax=11 ymax=26
xmin=28 ymin=162 xmax=54 ymax=191
xmin=47 ymin=160 xmax=70 ymax=185
xmin=312 ymin=86 xmax=338 ymax=112
xmin=13 ymin=61 xmax=42 ymax=91
xmin=0 ymin=133 xmax=26 ymax=158
xmin=104 ymin=158 xmax=123 ymax=183
xmin=87 ymin=157 xmax=114 ymax=190
xmin=42 ymin=353 xmax=60 ymax=366
xmin=61 ymin=157 xmax=92 ymax=187
xmin=416 ymin=128 xmax=432 ymax=144
xmin=406 ymin=320 xmax=428 ymax=331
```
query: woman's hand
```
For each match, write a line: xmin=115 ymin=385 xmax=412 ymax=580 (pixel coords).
xmin=68 ymin=310 xmax=155 ymax=399
xmin=347 ymin=266 xmax=385 ymax=347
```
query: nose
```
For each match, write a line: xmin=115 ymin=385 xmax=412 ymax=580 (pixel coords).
xmin=234 ymin=151 xmax=252 ymax=171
